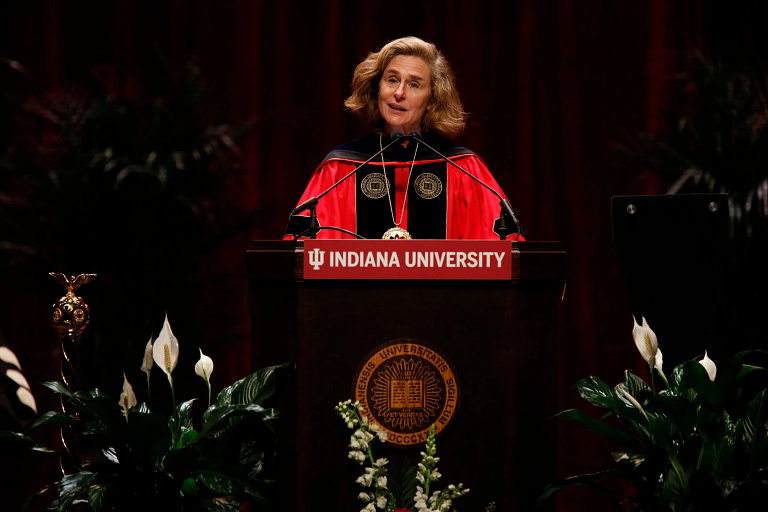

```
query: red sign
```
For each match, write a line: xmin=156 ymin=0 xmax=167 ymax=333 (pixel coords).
xmin=303 ymin=240 xmax=512 ymax=280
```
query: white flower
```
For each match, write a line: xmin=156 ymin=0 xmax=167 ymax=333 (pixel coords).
xmin=119 ymin=373 xmax=137 ymax=420
xmin=414 ymin=487 xmax=429 ymax=509
xmin=152 ymin=314 xmax=179 ymax=384
xmin=16 ymin=387 xmax=37 ymax=414
xmin=376 ymin=495 xmax=387 ymax=509
xmin=654 ymin=348 xmax=663 ymax=372
xmin=377 ymin=476 xmax=387 ymax=488
xmin=363 ymin=504 xmax=376 ymax=512
xmin=348 ymin=450 xmax=366 ymax=464
xmin=376 ymin=430 xmax=388 ymax=442
xmin=349 ymin=438 xmax=362 ymax=450
xmin=195 ymin=348 xmax=214 ymax=382
xmin=140 ymin=337 xmax=153 ymax=377
xmin=632 ymin=316 xmax=658 ymax=366
xmin=374 ymin=458 xmax=388 ymax=468
xmin=431 ymin=469 xmax=441 ymax=481
xmin=439 ymin=500 xmax=452 ymax=511
xmin=358 ymin=492 xmax=373 ymax=502
xmin=356 ymin=470 xmax=374 ymax=487
xmin=699 ymin=351 xmax=717 ymax=381
xmin=0 ymin=346 xmax=22 ymax=369
xmin=5 ymin=368 xmax=36 ymax=413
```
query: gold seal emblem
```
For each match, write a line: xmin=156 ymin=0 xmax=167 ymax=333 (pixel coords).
xmin=354 ymin=340 xmax=459 ymax=447
xmin=361 ymin=173 xmax=389 ymax=199
xmin=414 ymin=173 xmax=442 ymax=199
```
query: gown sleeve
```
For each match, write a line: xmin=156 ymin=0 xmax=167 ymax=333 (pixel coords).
xmin=284 ymin=159 xmax=360 ymax=239
xmin=446 ymin=155 xmax=525 ymax=240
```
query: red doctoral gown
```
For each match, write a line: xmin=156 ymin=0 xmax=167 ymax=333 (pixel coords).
xmin=285 ymin=131 xmax=522 ymax=240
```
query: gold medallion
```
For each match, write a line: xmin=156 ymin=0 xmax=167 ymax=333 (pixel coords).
xmin=361 ymin=173 xmax=389 ymax=199
xmin=383 ymin=227 xmax=412 ymax=240
xmin=354 ymin=340 xmax=460 ymax=447
xmin=414 ymin=173 xmax=443 ymax=199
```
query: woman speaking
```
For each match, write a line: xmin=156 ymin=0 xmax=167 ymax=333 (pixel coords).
xmin=286 ymin=37 xmax=521 ymax=240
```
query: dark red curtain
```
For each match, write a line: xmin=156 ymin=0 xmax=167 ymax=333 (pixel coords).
xmin=5 ymin=1 xmax=766 ymax=510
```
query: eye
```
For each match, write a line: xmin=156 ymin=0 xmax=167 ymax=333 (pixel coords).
xmin=409 ymin=82 xmax=420 ymax=89
xmin=388 ymin=77 xmax=398 ymax=85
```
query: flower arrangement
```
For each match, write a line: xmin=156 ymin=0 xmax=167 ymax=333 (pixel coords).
xmin=539 ymin=316 xmax=768 ymax=511
xmin=335 ymin=399 xmax=474 ymax=512
xmin=0 ymin=315 xmax=289 ymax=512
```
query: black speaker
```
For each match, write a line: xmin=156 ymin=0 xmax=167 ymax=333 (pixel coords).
xmin=612 ymin=194 xmax=729 ymax=368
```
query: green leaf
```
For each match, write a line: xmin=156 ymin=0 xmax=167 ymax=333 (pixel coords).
xmin=0 ymin=429 xmax=57 ymax=452
xmin=670 ymin=365 xmax=685 ymax=394
xmin=645 ymin=395 xmax=698 ymax=438
xmin=30 ymin=411 xmax=77 ymax=429
xmin=204 ymin=363 xmax=290 ymax=425
xmin=199 ymin=404 xmax=278 ymax=439
xmin=535 ymin=470 xmax=622 ymax=510
xmin=554 ymin=409 xmax=644 ymax=454
xmin=197 ymin=469 xmax=248 ymax=494
xmin=58 ymin=472 xmax=96 ymax=511
xmin=622 ymin=370 xmax=654 ymax=406
xmin=173 ymin=427 xmax=200 ymax=450
xmin=388 ymin=458 xmax=418 ymax=510
xmin=169 ymin=399 xmax=196 ymax=446
xmin=229 ymin=362 xmax=291 ymax=406
xmin=88 ymin=484 xmax=107 ymax=512
xmin=661 ymin=462 xmax=690 ymax=505
xmin=681 ymin=361 xmax=720 ymax=406
xmin=741 ymin=388 xmax=768 ymax=477
xmin=199 ymin=496 xmax=240 ymax=512
xmin=574 ymin=376 xmax=621 ymax=410
xmin=713 ymin=410 xmax=737 ymax=474
xmin=180 ymin=477 xmax=198 ymax=497
xmin=41 ymin=381 xmax=72 ymax=397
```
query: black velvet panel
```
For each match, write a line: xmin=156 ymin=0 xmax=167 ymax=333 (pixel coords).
xmin=355 ymin=163 xmax=447 ymax=239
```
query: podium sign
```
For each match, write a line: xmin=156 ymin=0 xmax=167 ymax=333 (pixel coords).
xmin=304 ymin=240 xmax=512 ymax=280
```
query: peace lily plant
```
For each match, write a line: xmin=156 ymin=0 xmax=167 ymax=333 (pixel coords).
xmin=540 ymin=316 xmax=768 ymax=511
xmin=0 ymin=315 xmax=289 ymax=512
xmin=336 ymin=400 xmax=487 ymax=512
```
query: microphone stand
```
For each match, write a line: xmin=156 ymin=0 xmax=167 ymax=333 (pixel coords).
xmin=406 ymin=131 xmax=524 ymax=241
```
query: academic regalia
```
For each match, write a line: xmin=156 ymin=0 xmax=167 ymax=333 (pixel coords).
xmin=285 ymin=131 xmax=523 ymax=240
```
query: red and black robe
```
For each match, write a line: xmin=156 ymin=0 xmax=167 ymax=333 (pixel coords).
xmin=285 ymin=131 xmax=522 ymax=240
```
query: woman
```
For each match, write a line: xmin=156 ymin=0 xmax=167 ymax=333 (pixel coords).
xmin=286 ymin=36 xmax=521 ymax=240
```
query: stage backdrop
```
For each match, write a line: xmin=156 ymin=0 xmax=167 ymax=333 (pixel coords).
xmin=3 ymin=1 xmax=765 ymax=510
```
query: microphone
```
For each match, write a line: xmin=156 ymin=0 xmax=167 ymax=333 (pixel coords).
xmin=290 ymin=131 xmax=406 ymax=216
xmin=406 ymin=131 xmax=524 ymax=240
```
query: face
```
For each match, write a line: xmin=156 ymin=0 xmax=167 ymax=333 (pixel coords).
xmin=378 ymin=55 xmax=431 ymax=135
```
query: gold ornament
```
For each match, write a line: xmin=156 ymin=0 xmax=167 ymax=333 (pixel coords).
xmin=49 ymin=272 xmax=96 ymax=475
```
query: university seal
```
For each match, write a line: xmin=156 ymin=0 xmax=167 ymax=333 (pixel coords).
xmin=354 ymin=339 xmax=459 ymax=448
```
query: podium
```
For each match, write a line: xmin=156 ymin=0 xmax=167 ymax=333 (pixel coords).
xmin=247 ymin=240 xmax=566 ymax=512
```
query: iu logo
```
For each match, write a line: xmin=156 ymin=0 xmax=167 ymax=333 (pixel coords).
xmin=308 ymin=248 xmax=325 ymax=270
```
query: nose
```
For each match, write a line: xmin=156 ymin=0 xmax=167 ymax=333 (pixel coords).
xmin=394 ymin=81 xmax=406 ymax=100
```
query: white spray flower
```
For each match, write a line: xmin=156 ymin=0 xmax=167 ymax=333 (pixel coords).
xmin=140 ymin=337 xmax=153 ymax=377
xmin=119 ymin=373 xmax=137 ymax=420
xmin=152 ymin=314 xmax=179 ymax=384
xmin=632 ymin=316 xmax=658 ymax=367
xmin=699 ymin=351 xmax=717 ymax=381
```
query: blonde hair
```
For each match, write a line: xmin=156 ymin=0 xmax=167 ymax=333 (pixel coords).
xmin=344 ymin=37 xmax=466 ymax=138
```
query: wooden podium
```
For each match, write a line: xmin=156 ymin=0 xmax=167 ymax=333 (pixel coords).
xmin=247 ymin=240 xmax=566 ymax=512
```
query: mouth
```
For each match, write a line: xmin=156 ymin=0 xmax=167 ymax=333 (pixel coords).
xmin=388 ymin=104 xmax=407 ymax=112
